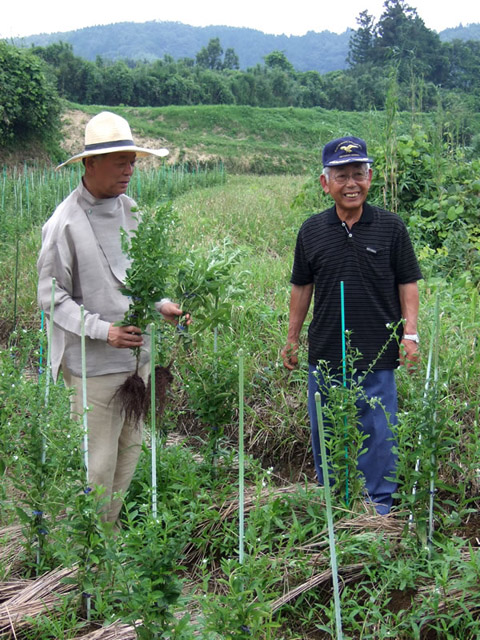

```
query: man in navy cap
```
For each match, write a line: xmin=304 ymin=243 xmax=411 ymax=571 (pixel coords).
xmin=281 ymin=136 xmax=422 ymax=514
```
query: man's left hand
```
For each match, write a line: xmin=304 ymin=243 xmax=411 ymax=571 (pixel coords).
xmin=159 ymin=301 xmax=191 ymax=326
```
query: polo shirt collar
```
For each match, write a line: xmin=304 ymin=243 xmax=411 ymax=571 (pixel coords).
xmin=327 ymin=202 xmax=374 ymax=224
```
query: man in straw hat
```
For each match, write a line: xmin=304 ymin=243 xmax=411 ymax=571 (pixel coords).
xmin=37 ymin=111 xmax=187 ymax=525
xmin=281 ymin=136 xmax=422 ymax=515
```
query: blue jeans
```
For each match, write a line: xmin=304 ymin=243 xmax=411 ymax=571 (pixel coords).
xmin=308 ymin=365 xmax=398 ymax=514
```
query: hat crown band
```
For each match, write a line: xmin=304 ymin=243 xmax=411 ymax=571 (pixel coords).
xmin=85 ymin=139 xmax=135 ymax=152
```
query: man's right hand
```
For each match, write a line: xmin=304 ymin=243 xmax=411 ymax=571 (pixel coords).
xmin=107 ymin=324 xmax=144 ymax=348
xmin=281 ymin=341 xmax=299 ymax=370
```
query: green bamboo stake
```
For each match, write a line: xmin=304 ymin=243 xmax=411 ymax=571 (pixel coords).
xmin=25 ymin=165 xmax=30 ymax=217
xmin=13 ymin=236 xmax=19 ymax=332
xmin=238 ymin=348 xmax=245 ymax=565
xmin=42 ymin=278 xmax=56 ymax=462
xmin=136 ymin=170 xmax=141 ymax=200
xmin=315 ymin=392 xmax=343 ymax=639
xmin=1 ymin=167 xmax=6 ymax=210
xmin=150 ymin=323 xmax=158 ymax=519
xmin=340 ymin=281 xmax=349 ymax=506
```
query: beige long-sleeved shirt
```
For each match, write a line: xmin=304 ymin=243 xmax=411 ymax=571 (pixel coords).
xmin=37 ymin=181 xmax=149 ymax=380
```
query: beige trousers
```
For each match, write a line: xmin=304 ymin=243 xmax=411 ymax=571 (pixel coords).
xmin=63 ymin=364 xmax=149 ymax=523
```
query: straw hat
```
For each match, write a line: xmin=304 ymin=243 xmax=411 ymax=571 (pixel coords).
xmin=56 ymin=111 xmax=169 ymax=169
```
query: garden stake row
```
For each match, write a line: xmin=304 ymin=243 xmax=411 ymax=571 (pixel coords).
xmin=315 ymin=391 xmax=343 ymax=640
xmin=340 ymin=280 xmax=349 ymax=506
xmin=238 ymin=348 xmax=245 ymax=565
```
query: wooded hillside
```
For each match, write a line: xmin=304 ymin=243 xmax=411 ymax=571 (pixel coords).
xmin=14 ymin=18 xmax=480 ymax=74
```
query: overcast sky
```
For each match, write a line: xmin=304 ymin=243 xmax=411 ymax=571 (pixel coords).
xmin=1 ymin=0 xmax=477 ymax=40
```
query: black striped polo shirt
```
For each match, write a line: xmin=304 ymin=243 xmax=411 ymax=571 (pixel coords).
xmin=291 ymin=203 xmax=422 ymax=369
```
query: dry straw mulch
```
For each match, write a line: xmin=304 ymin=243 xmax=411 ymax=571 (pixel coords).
xmin=0 ymin=566 xmax=76 ymax=635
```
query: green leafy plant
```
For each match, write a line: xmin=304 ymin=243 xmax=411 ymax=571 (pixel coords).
xmin=114 ymin=201 xmax=177 ymax=425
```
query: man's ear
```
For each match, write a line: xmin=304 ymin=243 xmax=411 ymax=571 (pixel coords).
xmin=83 ymin=156 xmax=97 ymax=174
xmin=320 ymin=173 xmax=329 ymax=194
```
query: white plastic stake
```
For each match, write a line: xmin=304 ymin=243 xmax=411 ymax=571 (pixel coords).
xmin=150 ymin=323 xmax=157 ymax=519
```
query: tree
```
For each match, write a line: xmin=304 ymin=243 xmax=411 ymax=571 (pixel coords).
xmin=223 ymin=48 xmax=240 ymax=70
xmin=372 ymin=0 xmax=447 ymax=83
xmin=443 ymin=40 xmax=480 ymax=93
xmin=102 ymin=61 xmax=134 ymax=105
xmin=347 ymin=10 xmax=376 ymax=67
xmin=198 ymin=70 xmax=234 ymax=104
xmin=0 ymin=42 xmax=61 ymax=145
xmin=264 ymin=51 xmax=294 ymax=73
xmin=196 ymin=38 xmax=224 ymax=70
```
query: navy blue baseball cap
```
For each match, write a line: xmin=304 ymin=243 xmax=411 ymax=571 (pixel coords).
xmin=322 ymin=136 xmax=373 ymax=167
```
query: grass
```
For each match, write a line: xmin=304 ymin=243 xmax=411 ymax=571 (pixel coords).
xmin=63 ymin=103 xmax=432 ymax=174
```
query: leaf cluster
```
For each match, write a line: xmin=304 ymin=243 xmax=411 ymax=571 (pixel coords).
xmin=175 ymin=240 xmax=247 ymax=335
xmin=119 ymin=202 xmax=177 ymax=330
xmin=0 ymin=41 xmax=61 ymax=146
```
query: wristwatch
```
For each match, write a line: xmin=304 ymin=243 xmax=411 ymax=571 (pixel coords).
xmin=403 ymin=333 xmax=420 ymax=344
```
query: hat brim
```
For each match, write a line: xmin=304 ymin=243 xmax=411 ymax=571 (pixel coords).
xmin=56 ymin=145 xmax=169 ymax=170
xmin=324 ymin=156 xmax=374 ymax=167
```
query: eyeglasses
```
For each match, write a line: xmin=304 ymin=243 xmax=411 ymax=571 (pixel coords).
xmin=330 ymin=170 xmax=369 ymax=185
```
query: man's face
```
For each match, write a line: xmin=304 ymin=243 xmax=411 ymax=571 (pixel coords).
xmin=85 ymin=151 xmax=137 ymax=199
xmin=320 ymin=162 xmax=372 ymax=217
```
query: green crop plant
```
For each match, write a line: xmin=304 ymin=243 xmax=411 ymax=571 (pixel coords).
xmin=174 ymin=240 xmax=250 ymax=462
xmin=114 ymin=201 xmax=177 ymax=426
xmin=0 ymin=331 xmax=84 ymax=574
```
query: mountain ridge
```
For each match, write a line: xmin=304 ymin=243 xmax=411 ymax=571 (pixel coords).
xmin=12 ymin=20 xmax=480 ymax=75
